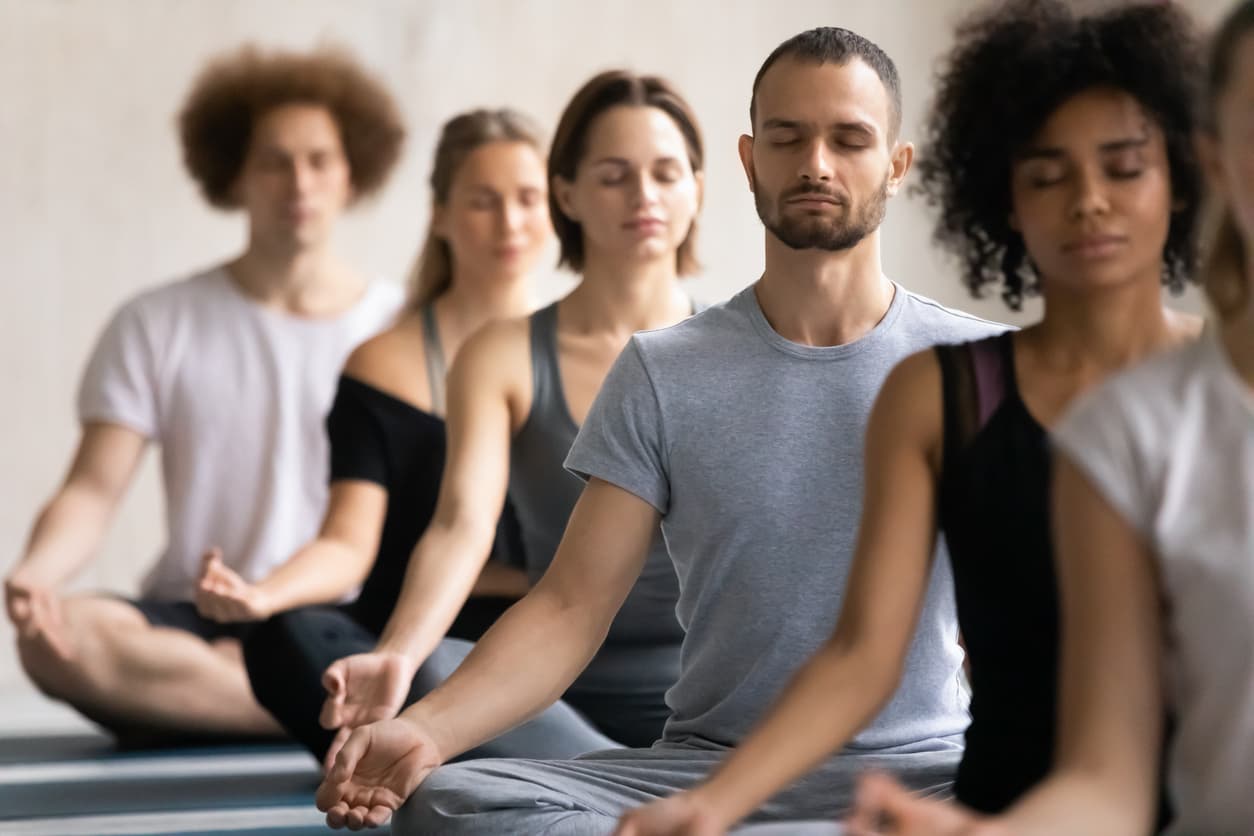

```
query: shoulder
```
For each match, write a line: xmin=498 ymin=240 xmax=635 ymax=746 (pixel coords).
xmin=1056 ymin=336 xmax=1208 ymax=473
xmin=629 ymin=292 xmax=746 ymax=368
xmin=448 ymin=313 xmax=533 ymax=399
xmin=116 ymin=268 xmax=224 ymax=317
xmin=356 ymin=279 xmax=405 ymax=319
xmin=893 ymin=286 xmax=1011 ymax=344
xmin=1073 ymin=336 xmax=1207 ymax=429
xmin=342 ymin=314 xmax=428 ymax=403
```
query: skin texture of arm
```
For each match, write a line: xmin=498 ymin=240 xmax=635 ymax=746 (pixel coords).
xmin=614 ymin=350 xmax=948 ymax=836
xmin=315 ymin=477 xmax=660 ymax=828
xmin=195 ymin=479 xmax=388 ymax=622
xmin=6 ymin=422 xmax=147 ymax=656
xmin=373 ymin=320 xmax=527 ymax=661
xmin=842 ymin=454 xmax=1163 ymax=836
xmin=318 ymin=320 xmax=532 ymax=732
xmin=989 ymin=454 xmax=1163 ymax=836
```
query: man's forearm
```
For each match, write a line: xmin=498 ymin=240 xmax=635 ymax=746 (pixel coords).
xmin=12 ymin=485 xmax=114 ymax=587
xmin=401 ymin=581 xmax=609 ymax=760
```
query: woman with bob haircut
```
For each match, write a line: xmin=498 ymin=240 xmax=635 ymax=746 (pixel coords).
xmin=308 ymin=68 xmax=706 ymax=776
xmin=615 ymin=2 xmax=1207 ymax=833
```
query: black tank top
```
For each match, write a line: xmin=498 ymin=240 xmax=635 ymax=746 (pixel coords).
xmin=329 ymin=305 xmax=522 ymax=635
xmin=935 ymin=332 xmax=1058 ymax=813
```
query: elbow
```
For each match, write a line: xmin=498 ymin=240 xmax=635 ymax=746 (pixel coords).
xmin=818 ymin=633 xmax=906 ymax=705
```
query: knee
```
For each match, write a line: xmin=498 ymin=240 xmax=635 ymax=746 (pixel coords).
xmin=16 ymin=631 xmax=71 ymax=697
xmin=394 ymin=765 xmax=479 ymax=833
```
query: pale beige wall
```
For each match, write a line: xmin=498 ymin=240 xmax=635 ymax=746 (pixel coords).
xmin=0 ymin=0 xmax=1231 ymax=695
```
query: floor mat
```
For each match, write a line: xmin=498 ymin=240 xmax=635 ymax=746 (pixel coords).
xmin=0 ymin=731 xmax=383 ymax=835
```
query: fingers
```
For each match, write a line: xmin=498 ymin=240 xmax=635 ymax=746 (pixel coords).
xmin=6 ymin=587 xmax=32 ymax=628
xmin=367 ymin=804 xmax=395 ymax=828
xmin=329 ymin=727 xmax=370 ymax=785
xmin=324 ymin=801 xmax=350 ymax=829
xmin=324 ymin=727 xmax=351 ymax=773
xmin=199 ymin=547 xmax=223 ymax=578
xmin=26 ymin=592 xmax=74 ymax=661
xmin=320 ymin=663 xmax=348 ymax=730
xmin=845 ymin=771 xmax=900 ymax=835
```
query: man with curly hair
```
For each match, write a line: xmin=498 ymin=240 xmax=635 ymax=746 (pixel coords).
xmin=5 ymin=45 xmax=406 ymax=743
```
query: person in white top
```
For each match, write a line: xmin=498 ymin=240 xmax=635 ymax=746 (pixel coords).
xmin=842 ymin=4 xmax=1254 ymax=834
xmin=4 ymin=45 xmax=405 ymax=743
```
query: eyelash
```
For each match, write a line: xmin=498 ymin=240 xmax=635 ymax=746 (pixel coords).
xmin=1028 ymin=167 xmax=1145 ymax=188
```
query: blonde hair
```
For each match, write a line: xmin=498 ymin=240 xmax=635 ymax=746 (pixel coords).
xmin=1200 ymin=206 xmax=1250 ymax=320
xmin=406 ymin=109 xmax=545 ymax=310
xmin=1202 ymin=1 xmax=1254 ymax=320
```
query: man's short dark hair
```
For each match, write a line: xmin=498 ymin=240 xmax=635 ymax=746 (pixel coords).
xmin=750 ymin=27 xmax=902 ymax=138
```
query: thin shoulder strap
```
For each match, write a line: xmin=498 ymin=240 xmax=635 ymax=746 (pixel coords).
xmin=935 ymin=333 xmax=1012 ymax=469
xmin=421 ymin=303 xmax=447 ymax=416
xmin=527 ymin=302 xmax=559 ymax=409
xmin=970 ymin=333 xmax=1010 ymax=429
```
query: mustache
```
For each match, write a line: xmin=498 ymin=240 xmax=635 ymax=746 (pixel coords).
xmin=781 ymin=183 xmax=848 ymax=204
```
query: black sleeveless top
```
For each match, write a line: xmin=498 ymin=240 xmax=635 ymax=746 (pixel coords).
xmin=326 ymin=306 xmax=522 ymax=636
xmin=936 ymin=332 xmax=1058 ymax=813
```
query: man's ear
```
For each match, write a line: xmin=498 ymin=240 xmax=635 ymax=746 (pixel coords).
xmin=738 ymin=134 xmax=756 ymax=193
xmin=885 ymin=140 xmax=914 ymax=197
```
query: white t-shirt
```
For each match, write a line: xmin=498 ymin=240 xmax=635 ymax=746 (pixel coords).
xmin=1053 ymin=330 xmax=1254 ymax=835
xmin=78 ymin=266 xmax=402 ymax=600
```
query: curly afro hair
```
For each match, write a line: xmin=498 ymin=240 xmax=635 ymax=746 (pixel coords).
xmin=915 ymin=0 xmax=1204 ymax=310
xmin=179 ymin=44 xmax=406 ymax=209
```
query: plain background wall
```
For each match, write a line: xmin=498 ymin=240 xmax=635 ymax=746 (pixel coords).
xmin=0 ymin=0 xmax=1231 ymax=699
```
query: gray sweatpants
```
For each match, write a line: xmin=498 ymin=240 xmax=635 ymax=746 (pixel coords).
xmin=394 ymin=738 xmax=961 ymax=835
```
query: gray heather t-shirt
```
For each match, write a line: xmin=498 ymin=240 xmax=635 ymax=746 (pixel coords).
xmin=566 ymin=282 xmax=1006 ymax=753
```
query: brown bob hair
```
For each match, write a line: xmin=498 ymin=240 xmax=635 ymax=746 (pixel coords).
xmin=548 ymin=70 xmax=703 ymax=275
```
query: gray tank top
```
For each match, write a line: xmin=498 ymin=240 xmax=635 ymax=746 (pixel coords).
xmin=508 ymin=302 xmax=684 ymax=647
xmin=420 ymin=303 xmax=447 ymax=415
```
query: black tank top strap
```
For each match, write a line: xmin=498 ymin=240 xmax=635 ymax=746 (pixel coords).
xmin=936 ymin=332 xmax=1015 ymax=469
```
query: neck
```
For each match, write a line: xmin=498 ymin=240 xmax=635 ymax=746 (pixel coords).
xmin=228 ymin=234 xmax=359 ymax=315
xmin=754 ymin=230 xmax=894 ymax=346
xmin=433 ymin=268 xmax=535 ymax=349
xmin=561 ymin=251 xmax=688 ymax=336
xmin=1030 ymin=271 xmax=1191 ymax=374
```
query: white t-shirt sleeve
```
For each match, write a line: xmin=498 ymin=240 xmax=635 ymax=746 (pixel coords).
xmin=564 ymin=338 xmax=671 ymax=513
xmin=77 ymin=298 xmax=161 ymax=439
xmin=1051 ymin=378 xmax=1154 ymax=539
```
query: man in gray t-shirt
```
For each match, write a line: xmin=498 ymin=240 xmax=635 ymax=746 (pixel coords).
xmin=316 ymin=27 xmax=1004 ymax=836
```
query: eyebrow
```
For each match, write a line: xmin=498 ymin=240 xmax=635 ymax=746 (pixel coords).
xmin=760 ymin=118 xmax=877 ymax=136
xmin=589 ymin=156 xmax=683 ymax=166
xmin=1017 ymin=135 xmax=1151 ymax=161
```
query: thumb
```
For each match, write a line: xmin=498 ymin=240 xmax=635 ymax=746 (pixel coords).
xmin=323 ymin=726 xmax=352 ymax=773
xmin=320 ymin=663 xmax=347 ymax=729
xmin=330 ymin=726 xmax=370 ymax=783
xmin=200 ymin=547 xmax=223 ymax=575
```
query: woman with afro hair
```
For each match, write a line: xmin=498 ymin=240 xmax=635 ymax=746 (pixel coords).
xmin=5 ymin=44 xmax=405 ymax=744
xmin=614 ymin=1 xmax=1205 ymax=833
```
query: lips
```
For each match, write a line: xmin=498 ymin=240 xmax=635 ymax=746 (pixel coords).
xmin=1063 ymin=234 xmax=1128 ymax=258
xmin=786 ymin=194 xmax=840 ymax=205
xmin=624 ymin=217 xmax=666 ymax=232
